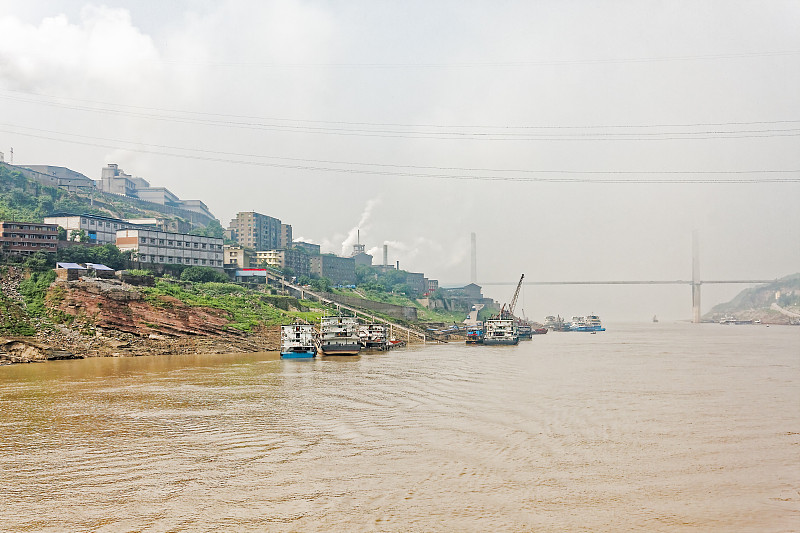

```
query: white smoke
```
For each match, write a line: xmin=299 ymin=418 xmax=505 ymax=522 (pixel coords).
xmin=340 ymin=196 xmax=381 ymax=256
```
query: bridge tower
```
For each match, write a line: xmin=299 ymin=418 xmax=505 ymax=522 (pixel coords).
xmin=692 ymin=230 xmax=701 ymax=323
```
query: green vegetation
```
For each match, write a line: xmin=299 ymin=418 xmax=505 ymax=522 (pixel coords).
xmin=57 ymin=244 xmax=131 ymax=270
xmin=0 ymin=293 xmax=36 ymax=336
xmin=19 ymin=270 xmax=57 ymax=318
xmin=0 ymin=164 xmax=205 ymax=227
xmin=188 ymin=219 xmax=225 ymax=238
xmin=124 ymin=268 xmax=153 ymax=276
xmin=140 ymin=279 xmax=328 ymax=331
xmin=180 ymin=266 xmax=229 ymax=283
xmin=297 ymin=274 xmax=332 ymax=293
xmin=356 ymin=266 xmax=420 ymax=296
xmin=0 ymin=165 xmax=104 ymax=222
xmin=337 ymin=287 xmax=467 ymax=323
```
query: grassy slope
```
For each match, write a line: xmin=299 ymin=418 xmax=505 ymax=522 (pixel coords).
xmin=0 ymin=164 xmax=184 ymax=223
xmin=334 ymin=287 xmax=468 ymax=323
xmin=140 ymin=280 xmax=330 ymax=330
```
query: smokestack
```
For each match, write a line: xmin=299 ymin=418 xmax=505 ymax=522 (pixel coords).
xmin=396 ymin=260 xmax=399 ymax=270
xmin=470 ymin=232 xmax=477 ymax=283
xmin=383 ymin=244 xmax=388 ymax=267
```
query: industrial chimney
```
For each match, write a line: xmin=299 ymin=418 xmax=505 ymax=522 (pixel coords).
xmin=383 ymin=244 xmax=388 ymax=267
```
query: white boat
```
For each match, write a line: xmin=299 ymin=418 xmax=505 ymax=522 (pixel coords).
xmin=280 ymin=323 xmax=317 ymax=358
xmin=359 ymin=323 xmax=388 ymax=350
xmin=483 ymin=318 xmax=519 ymax=345
xmin=319 ymin=316 xmax=361 ymax=355
xmin=569 ymin=315 xmax=605 ymax=332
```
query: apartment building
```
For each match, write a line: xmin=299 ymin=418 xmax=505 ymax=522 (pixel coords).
xmin=279 ymin=223 xmax=292 ymax=249
xmin=310 ymin=254 xmax=356 ymax=285
xmin=224 ymin=245 xmax=255 ymax=268
xmin=292 ymin=241 xmax=321 ymax=255
xmin=0 ymin=221 xmax=58 ymax=255
xmin=254 ymin=248 xmax=310 ymax=277
xmin=116 ymin=229 xmax=224 ymax=269
xmin=227 ymin=211 xmax=281 ymax=250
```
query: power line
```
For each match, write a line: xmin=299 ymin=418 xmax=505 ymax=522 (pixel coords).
xmin=2 ymin=89 xmax=799 ymax=140
xmin=153 ymin=49 xmax=800 ymax=68
xmin=3 ymin=122 xmax=800 ymax=176
xmin=2 ymin=124 xmax=798 ymax=183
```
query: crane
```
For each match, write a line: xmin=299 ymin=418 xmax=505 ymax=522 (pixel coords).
xmin=502 ymin=274 xmax=525 ymax=319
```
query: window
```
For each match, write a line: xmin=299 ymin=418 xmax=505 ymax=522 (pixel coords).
xmin=167 ymin=240 xmax=173 ymax=246
xmin=150 ymin=238 xmax=156 ymax=244
xmin=140 ymin=237 xmax=147 ymax=244
xmin=201 ymin=243 xmax=206 ymax=249
xmin=159 ymin=256 xmax=165 ymax=262
xmin=140 ymin=255 xmax=147 ymax=262
xmin=193 ymin=258 xmax=198 ymax=264
xmin=193 ymin=243 xmax=198 ymax=248
xmin=159 ymin=239 xmax=165 ymax=245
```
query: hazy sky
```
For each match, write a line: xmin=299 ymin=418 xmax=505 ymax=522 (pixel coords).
xmin=1 ymin=1 xmax=798 ymax=320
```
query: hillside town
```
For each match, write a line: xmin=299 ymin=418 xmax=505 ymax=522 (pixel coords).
xmin=0 ymin=159 xmax=498 ymax=363
xmin=0 ymin=160 xmax=447 ymax=290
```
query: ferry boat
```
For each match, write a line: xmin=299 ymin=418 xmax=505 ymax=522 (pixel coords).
xmin=280 ymin=323 xmax=317 ymax=359
xmin=319 ymin=316 xmax=361 ymax=355
xmin=483 ymin=318 xmax=519 ymax=345
xmin=544 ymin=315 xmax=567 ymax=331
xmin=359 ymin=323 xmax=388 ymax=350
xmin=466 ymin=323 xmax=484 ymax=344
xmin=568 ymin=315 xmax=605 ymax=332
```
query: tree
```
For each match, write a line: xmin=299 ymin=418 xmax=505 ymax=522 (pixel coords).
xmin=312 ymin=277 xmax=332 ymax=293
xmin=188 ymin=219 xmax=225 ymax=238
xmin=180 ymin=266 xmax=229 ymax=283
xmin=57 ymin=227 xmax=67 ymax=241
xmin=24 ymin=251 xmax=54 ymax=272
xmin=204 ymin=219 xmax=224 ymax=238
xmin=69 ymin=229 xmax=88 ymax=243
xmin=56 ymin=243 xmax=130 ymax=270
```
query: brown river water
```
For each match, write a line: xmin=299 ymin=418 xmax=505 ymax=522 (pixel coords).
xmin=1 ymin=322 xmax=798 ymax=532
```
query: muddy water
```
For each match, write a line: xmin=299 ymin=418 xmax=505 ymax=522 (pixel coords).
xmin=1 ymin=323 xmax=798 ymax=531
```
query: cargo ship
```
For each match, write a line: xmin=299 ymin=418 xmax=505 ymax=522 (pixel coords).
xmin=319 ymin=316 xmax=362 ymax=355
xmin=483 ymin=318 xmax=519 ymax=345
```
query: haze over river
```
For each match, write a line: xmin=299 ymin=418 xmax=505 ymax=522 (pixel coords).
xmin=1 ymin=323 xmax=798 ymax=531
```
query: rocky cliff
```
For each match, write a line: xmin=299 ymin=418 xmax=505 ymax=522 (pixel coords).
xmin=1 ymin=276 xmax=281 ymax=364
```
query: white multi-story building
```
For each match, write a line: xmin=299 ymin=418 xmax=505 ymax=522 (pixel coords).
xmin=44 ymin=213 xmax=139 ymax=244
xmin=116 ymin=229 xmax=224 ymax=269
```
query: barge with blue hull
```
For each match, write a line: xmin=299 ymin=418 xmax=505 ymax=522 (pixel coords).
xmin=466 ymin=323 xmax=485 ymax=344
xmin=280 ymin=323 xmax=317 ymax=358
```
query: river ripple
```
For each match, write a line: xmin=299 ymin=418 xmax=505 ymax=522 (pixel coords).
xmin=1 ymin=323 xmax=798 ymax=531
